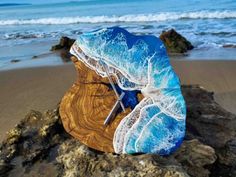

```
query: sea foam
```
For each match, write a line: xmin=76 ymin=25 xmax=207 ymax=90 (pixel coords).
xmin=0 ymin=11 xmax=236 ymax=25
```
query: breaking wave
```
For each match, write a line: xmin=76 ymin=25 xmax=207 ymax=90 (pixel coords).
xmin=0 ymin=11 xmax=236 ymax=25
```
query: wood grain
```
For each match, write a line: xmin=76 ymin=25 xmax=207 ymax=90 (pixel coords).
xmin=59 ymin=57 xmax=139 ymax=152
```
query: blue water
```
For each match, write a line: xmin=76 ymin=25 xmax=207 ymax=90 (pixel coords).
xmin=0 ymin=0 xmax=236 ymax=69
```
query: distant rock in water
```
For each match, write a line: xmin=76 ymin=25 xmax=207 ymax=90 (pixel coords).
xmin=51 ymin=36 xmax=75 ymax=51
xmin=0 ymin=85 xmax=235 ymax=177
xmin=32 ymin=55 xmax=38 ymax=59
xmin=223 ymin=44 xmax=236 ymax=48
xmin=160 ymin=29 xmax=194 ymax=54
xmin=10 ymin=59 xmax=20 ymax=63
xmin=51 ymin=36 xmax=76 ymax=62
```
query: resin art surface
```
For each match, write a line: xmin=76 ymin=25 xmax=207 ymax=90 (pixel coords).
xmin=69 ymin=27 xmax=186 ymax=155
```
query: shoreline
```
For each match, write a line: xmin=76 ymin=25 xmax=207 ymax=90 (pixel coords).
xmin=2 ymin=55 xmax=236 ymax=72
xmin=0 ymin=60 xmax=236 ymax=141
xmin=1 ymin=38 xmax=236 ymax=72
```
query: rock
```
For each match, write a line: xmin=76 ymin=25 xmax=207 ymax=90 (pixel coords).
xmin=56 ymin=138 xmax=216 ymax=177
xmin=183 ymin=85 xmax=236 ymax=177
xmin=174 ymin=139 xmax=216 ymax=177
xmin=0 ymin=85 xmax=235 ymax=177
xmin=57 ymin=139 xmax=189 ymax=177
xmin=223 ymin=44 xmax=236 ymax=48
xmin=51 ymin=36 xmax=75 ymax=51
xmin=51 ymin=36 xmax=75 ymax=62
xmin=0 ymin=109 xmax=67 ymax=177
xmin=184 ymin=85 xmax=236 ymax=148
xmin=59 ymin=49 xmax=73 ymax=62
xmin=0 ymin=161 xmax=13 ymax=176
xmin=10 ymin=59 xmax=20 ymax=63
xmin=160 ymin=29 xmax=194 ymax=54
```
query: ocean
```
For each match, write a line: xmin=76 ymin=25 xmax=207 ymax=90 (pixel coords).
xmin=0 ymin=0 xmax=236 ymax=69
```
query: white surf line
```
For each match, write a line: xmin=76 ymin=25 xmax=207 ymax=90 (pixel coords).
xmin=113 ymin=97 xmax=152 ymax=153
xmin=134 ymin=110 xmax=163 ymax=152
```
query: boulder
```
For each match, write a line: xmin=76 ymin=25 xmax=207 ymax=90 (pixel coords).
xmin=183 ymin=85 xmax=236 ymax=177
xmin=51 ymin=36 xmax=76 ymax=62
xmin=51 ymin=36 xmax=75 ymax=51
xmin=10 ymin=59 xmax=20 ymax=63
xmin=160 ymin=29 xmax=194 ymax=54
xmin=0 ymin=85 xmax=235 ymax=177
xmin=223 ymin=44 xmax=236 ymax=48
xmin=183 ymin=85 xmax=236 ymax=149
xmin=174 ymin=139 xmax=216 ymax=177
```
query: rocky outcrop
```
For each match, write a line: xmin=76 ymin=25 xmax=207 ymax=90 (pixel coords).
xmin=0 ymin=109 xmax=68 ymax=177
xmin=51 ymin=36 xmax=76 ymax=62
xmin=160 ymin=29 xmax=194 ymax=54
xmin=223 ymin=44 xmax=236 ymax=48
xmin=57 ymin=139 xmax=189 ymax=177
xmin=184 ymin=86 xmax=236 ymax=149
xmin=51 ymin=36 xmax=75 ymax=51
xmin=183 ymin=85 xmax=236 ymax=177
xmin=10 ymin=59 xmax=20 ymax=63
xmin=0 ymin=85 xmax=235 ymax=177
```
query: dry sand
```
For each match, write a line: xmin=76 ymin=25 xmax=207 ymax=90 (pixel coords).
xmin=0 ymin=60 xmax=236 ymax=141
xmin=172 ymin=60 xmax=236 ymax=115
xmin=0 ymin=64 xmax=76 ymax=141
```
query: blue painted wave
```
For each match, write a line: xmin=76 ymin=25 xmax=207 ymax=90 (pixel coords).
xmin=70 ymin=27 xmax=186 ymax=155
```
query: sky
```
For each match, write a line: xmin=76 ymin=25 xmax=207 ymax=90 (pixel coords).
xmin=0 ymin=0 xmax=86 ymax=4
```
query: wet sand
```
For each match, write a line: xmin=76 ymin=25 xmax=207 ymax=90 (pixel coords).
xmin=0 ymin=60 xmax=236 ymax=141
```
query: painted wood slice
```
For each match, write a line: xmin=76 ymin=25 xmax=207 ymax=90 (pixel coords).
xmin=60 ymin=27 xmax=186 ymax=155
xmin=59 ymin=57 xmax=142 ymax=152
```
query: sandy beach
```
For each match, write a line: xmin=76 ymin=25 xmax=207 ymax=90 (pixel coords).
xmin=0 ymin=64 xmax=76 ymax=141
xmin=172 ymin=60 xmax=236 ymax=115
xmin=0 ymin=60 xmax=236 ymax=141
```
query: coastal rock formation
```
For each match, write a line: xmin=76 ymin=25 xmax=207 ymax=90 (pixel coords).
xmin=223 ymin=44 xmax=236 ymax=48
xmin=0 ymin=85 xmax=235 ymax=177
xmin=160 ymin=29 xmax=194 ymax=54
xmin=51 ymin=36 xmax=76 ymax=62
xmin=184 ymin=86 xmax=236 ymax=149
xmin=183 ymin=85 xmax=236 ymax=177
xmin=10 ymin=59 xmax=20 ymax=63
xmin=51 ymin=36 xmax=75 ymax=51
xmin=57 ymin=139 xmax=214 ymax=177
